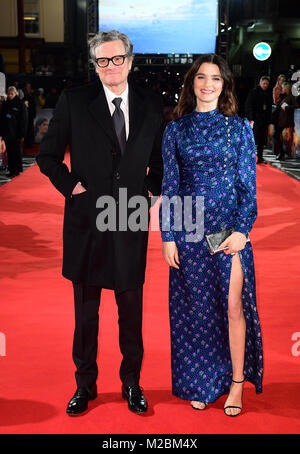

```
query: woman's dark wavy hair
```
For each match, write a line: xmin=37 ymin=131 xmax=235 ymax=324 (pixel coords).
xmin=175 ymin=54 xmax=238 ymax=118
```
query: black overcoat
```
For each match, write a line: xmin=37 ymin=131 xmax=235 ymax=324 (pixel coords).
xmin=36 ymin=79 xmax=164 ymax=292
xmin=244 ymin=85 xmax=272 ymax=125
xmin=0 ymin=96 xmax=28 ymax=140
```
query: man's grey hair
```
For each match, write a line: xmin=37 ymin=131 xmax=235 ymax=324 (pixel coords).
xmin=88 ymin=30 xmax=133 ymax=68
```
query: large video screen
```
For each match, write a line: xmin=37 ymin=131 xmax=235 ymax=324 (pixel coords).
xmin=98 ymin=0 xmax=218 ymax=54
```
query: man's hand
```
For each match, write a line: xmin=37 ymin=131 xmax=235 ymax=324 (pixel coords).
xmin=163 ymin=241 xmax=180 ymax=269
xmin=249 ymin=120 xmax=254 ymax=129
xmin=72 ymin=182 xmax=87 ymax=195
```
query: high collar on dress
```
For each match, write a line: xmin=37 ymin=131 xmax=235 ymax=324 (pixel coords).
xmin=192 ymin=108 xmax=224 ymax=127
xmin=193 ymin=108 xmax=220 ymax=119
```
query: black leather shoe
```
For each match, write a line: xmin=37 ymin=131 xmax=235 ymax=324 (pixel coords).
xmin=122 ymin=385 xmax=148 ymax=414
xmin=66 ymin=383 xmax=97 ymax=415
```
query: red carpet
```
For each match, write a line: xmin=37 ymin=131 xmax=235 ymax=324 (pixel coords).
xmin=0 ymin=161 xmax=300 ymax=434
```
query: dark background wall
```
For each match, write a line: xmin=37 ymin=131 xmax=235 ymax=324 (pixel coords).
xmin=2 ymin=0 xmax=300 ymax=113
xmin=226 ymin=0 xmax=300 ymax=81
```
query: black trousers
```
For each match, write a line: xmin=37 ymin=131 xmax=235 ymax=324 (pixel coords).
xmin=5 ymin=139 xmax=23 ymax=175
xmin=72 ymin=283 xmax=144 ymax=389
xmin=273 ymin=125 xmax=284 ymax=156
xmin=253 ymin=122 xmax=268 ymax=160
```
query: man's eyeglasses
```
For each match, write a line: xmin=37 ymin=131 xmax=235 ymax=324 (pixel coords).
xmin=95 ymin=54 xmax=129 ymax=68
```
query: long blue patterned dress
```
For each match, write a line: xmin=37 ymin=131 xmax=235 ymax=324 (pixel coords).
xmin=160 ymin=108 xmax=263 ymax=403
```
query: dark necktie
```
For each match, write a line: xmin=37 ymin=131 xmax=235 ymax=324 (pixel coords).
xmin=112 ymin=97 xmax=126 ymax=155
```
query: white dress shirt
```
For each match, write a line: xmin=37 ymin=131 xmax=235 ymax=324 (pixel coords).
xmin=102 ymin=83 xmax=129 ymax=140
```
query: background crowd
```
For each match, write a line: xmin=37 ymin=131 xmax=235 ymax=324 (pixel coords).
xmin=0 ymin=65 xmax=300 ymax=177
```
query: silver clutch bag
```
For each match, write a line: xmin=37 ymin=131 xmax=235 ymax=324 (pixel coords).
xmin=205 ymin=228 xmax=249 ymax=255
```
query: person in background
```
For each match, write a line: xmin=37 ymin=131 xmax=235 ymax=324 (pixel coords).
xmin=273 ymin=82 xmax=297 ymax=160
xmin=244 ymin=76 xmax=273 ymax=164
xmin=35 ymin=88 xmax=46 ymax=109
xmin=272 ymin=74 xmax=285 ymax=105
xmin=12 ymin=80 xmax=24 ymax=100
xmin=0 ymin=86 xmax=28 ymax=177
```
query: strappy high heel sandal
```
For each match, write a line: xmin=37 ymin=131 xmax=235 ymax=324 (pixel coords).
xmin=191 ymin=401 xmax=208 ymax=411
xmin=224 ymin=378 xmax=244 ymax=417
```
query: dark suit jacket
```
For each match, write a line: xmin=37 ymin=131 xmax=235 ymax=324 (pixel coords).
xmin=36 ymin=79 xmax=164 ymax=292
xmin=244 ymin=85 xmax=272 ymax=125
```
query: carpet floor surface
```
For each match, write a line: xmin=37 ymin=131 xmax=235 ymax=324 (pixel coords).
xmin=0 ymin=162 xmax=300 ymax=434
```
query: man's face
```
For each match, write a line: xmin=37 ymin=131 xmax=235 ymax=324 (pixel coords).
xmin=7 ymin=90 xmax=17 ymax=100
xmin=259 ymin=79 xmax=269 ymax=91
xmin=95 ymin=39 xmax=133 ymax=94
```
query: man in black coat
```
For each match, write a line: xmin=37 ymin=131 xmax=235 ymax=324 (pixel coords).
xmin=36 ymin=31 xmax=164 ymax=415
xmin=0 ymin=86 xmax=28 ymax=177
xmin=244 ymin=76 xmax=273 ymax=164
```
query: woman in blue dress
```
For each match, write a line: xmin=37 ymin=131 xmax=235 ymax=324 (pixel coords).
xmin=160 ymin=54 xmax=263 ymax=416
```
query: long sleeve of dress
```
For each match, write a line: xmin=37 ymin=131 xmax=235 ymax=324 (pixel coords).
xmin=160 ymin=121 xmax=180 ymax=242
xmin=234 ymin=118 xmax=257 ymax=237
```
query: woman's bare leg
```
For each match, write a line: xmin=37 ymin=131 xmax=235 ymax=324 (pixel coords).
xmin=224 ymin=253 xmax=246 ymax=416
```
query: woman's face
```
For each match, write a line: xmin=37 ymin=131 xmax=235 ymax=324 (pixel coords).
xmin=39 ymin=121 xmax=48 ymax=134
xmin=193 ymin=62 xmax=224 ymax=108
xmin=7 ymin=90 xmax=17 ymax=101
xmin=281 ymin=85 xmax=287 ymax=94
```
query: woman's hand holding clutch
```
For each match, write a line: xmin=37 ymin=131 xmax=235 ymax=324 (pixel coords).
xmin=163 ymin=241 xmax=180 ymax=269
xmin=218 ymin=232 xmax=247 ymax=255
